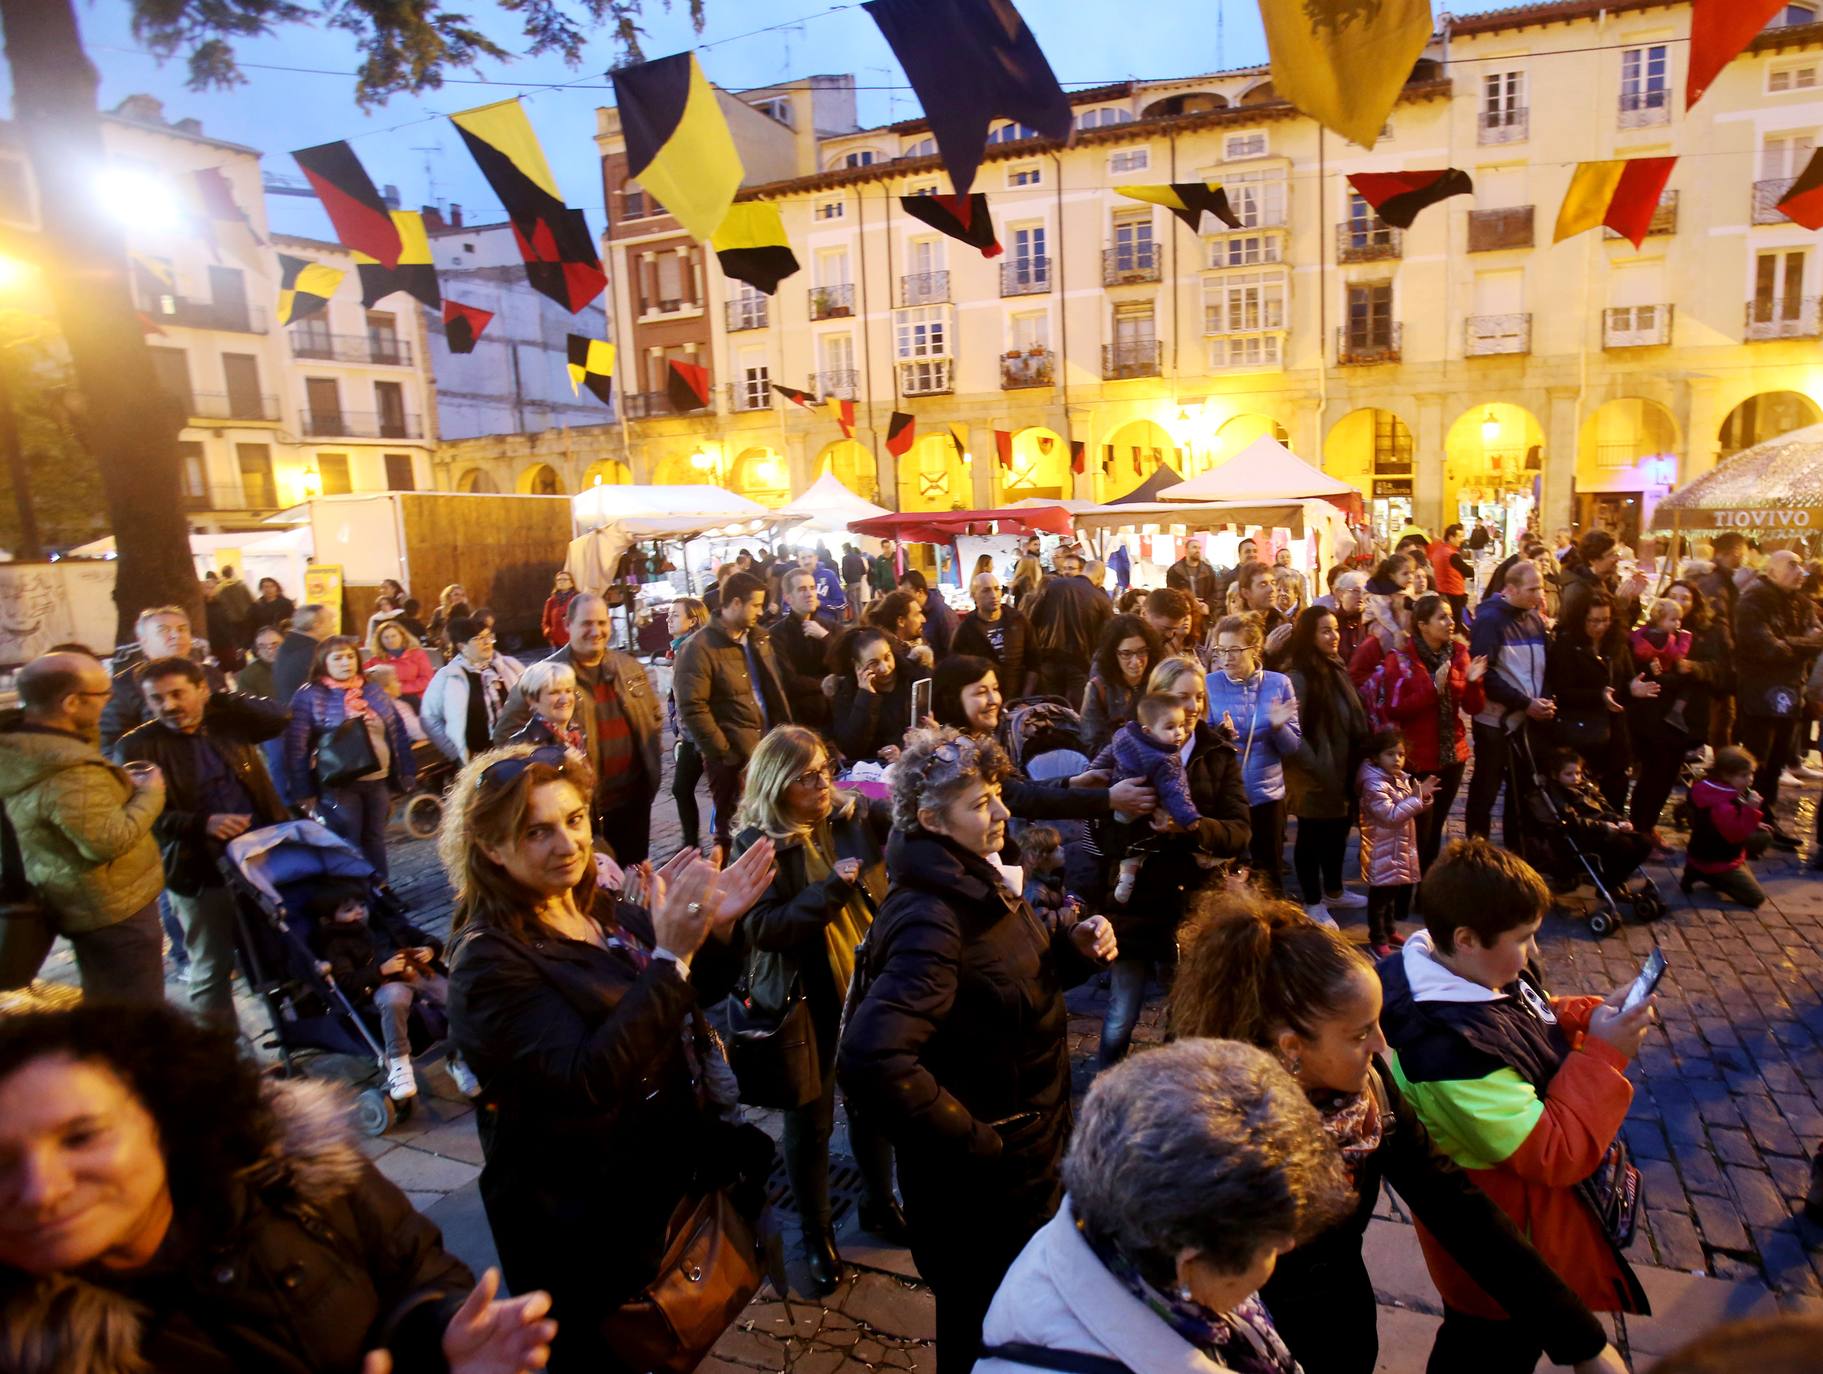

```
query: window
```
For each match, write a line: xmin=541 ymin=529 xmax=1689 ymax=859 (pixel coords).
xmin=223 ymin=353 xmax=264 ymax=420
xmin=385 ymin=453 xmax=415 ymax=491
xmin=1076 ymin=107 xmax=1133 ymax=130
xmin=842 ymin=149 xmax=877 ymax=168
xmin=1111 ymin=208 xmax=1154 ymax=268
xmin=1755 ymin=249 xmax=1808 ymax=316
xmin=1781 ymin=2 xmax=1818 ymax=24
xmin=1224 ymin=131 xmax=1267 ymax=159
xmin=814 ymin=199 xmax=845 ymax=221
xmin=820 ymin=334 xmax=856 ymax=375
xmin=739 ymin=355 xmax=771 ymax=410
xmin=1619 ymin=45 xmax=1670 ymax=114
xmin=817 ymin=247 xmax=851 ymax=287
xmin=366 ymin=311 xmax=402 ymax=364
xmin=1345 ymin=282 xmax=1394 ymax=348
xmin=375 ymin=380 xmax=407 ymax=438
xmin=1011 ymin=224 xmax=1047 ymax=268
xmin=1204 ymin=270 xmax=1286 ymax=334
xmin=291 ymin=312 xmax=331 ymax=355
xmin=1206 ymin=232 xmax=1281 ymax=267
xmin=148 ymin=348 xmax=193 ymax=411
xmin=752 ymin=96 xmax=794 ymax=128
xmin=1763 ymin=132 xmax=1815 ymax=180
xmin=902 ymin=136 xmax=936 ymax=157
xmin=1481 ymin=70 xmax=1527 ymax=140
xmin=236 ymin=443 xmax=275 ymax=508
xmin=1225 ymin=169 xmax=1286 ymax=229
xmin=317 ymin=452 xmax=352 ymax=496
xmin=1010 ymin=312 xmax=1050 ymax=352
xmin=1373 ymin=410 xmax=1412 ymax=473
xmin=986 ymin=122 xmax=1042 ymax=144
xmin=895 ymin=305 xmax=951 ymax=359
xmin=906 ymin=237 xmax=942 ymax=276
xmin=906 ymin=182 xmax=939 ymax=197
xmin=178 ymin=442 xmax=207 ymax=504
xmin=1113 ymin=306 xmax=1155 ymax=346
xmin=1008 ymin=163 xmax=1042 ymax=187
xmin=1770 ymin=62 xmax=1820 ymax=92
xmin=1108 ymin=147 xmax=1149 ymax=175
xmin=620 ymin=180 xmax=649 ymax=221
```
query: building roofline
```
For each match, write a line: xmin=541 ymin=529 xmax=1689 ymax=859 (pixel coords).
xmin=1440 ymin=0 xmax=1678 ymax=38
xmin=101 ymin=112 xmax=262 ymax=158
xmin=1748 ymin=17 xmax=1823 ymax=54
xmin=271 ymin=231 xmax=343 ymax=254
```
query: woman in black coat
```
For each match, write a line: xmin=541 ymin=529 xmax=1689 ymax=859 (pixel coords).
xmin=1078 ymin=613 xmax=1162 ymax=754
xmin=831 ymin=625 xmax=929 ymax=765
xmin=1628 ymin=578 xmax=1733 ymax=835
xmin=1545 ymin=588 xmax=1657 ymax=812
xmin=1169 ymin=895 xmax=1625 ymax=1374
xmin=730 ymin=726 xmax=902 ymax=1296
xmin=445 ymin=743 xmax=778 ymax=1372
xmin=837 ymin=726 xmax=1118 ymax=1374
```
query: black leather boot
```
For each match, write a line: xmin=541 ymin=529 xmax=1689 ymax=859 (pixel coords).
xmin=803 ymin=1226 xmax=845 ymax=1297
xmin=857 ymin=1197 xmax=910 ymax=1246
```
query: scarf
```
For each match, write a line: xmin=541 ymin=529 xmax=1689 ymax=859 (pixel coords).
xmin=788 ymin=821 xmax=873 ymax=995
xmin=322 ymin=675 xmax=370 ymax=718
xmin=1309 ymin=1079 xmax=1388 ymax=1189
xmin=1411 ymin=636 xmax=1456 ymax=762
xmin=1082 ymin=1222 xmax=1299 ymax=1374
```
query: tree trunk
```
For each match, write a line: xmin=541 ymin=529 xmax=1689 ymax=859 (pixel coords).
xmin=0 ymin=0 xmax=199 ymax=645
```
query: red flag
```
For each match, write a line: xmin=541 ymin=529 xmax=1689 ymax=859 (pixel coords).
xmin=886 ymin=411 xmax=916 ymax=457
xmin=1688 ymin=0 xmax=1786 ymax=110
xmin=1131 ymin=446 xmax=1142 ymax=475
xmin=1070 ymin=440 xmax=1085 ymax=475
xmin=1779 ymin=149 xmax=1823 ymax=230
xmin=667 ymin=359 xmax=711 ymax=412
xmin=442 ymin=301 xmax=495 ymax=354
xmin=994 ymin=429 xmax=1013 ymax=470
xmin=773 ymin=382 xmax=817 ymax=410
xmin=829 ymin=397 xmax=857 ymax=440
xmin=292 ymin=141 xmax=404 ymax=268
xmin=1346 ymin=169 xmax=1472 ymax=230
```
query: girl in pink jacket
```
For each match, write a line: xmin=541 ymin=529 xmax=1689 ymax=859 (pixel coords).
xmin=1356 ymin=728 xmax=1437 ymax=956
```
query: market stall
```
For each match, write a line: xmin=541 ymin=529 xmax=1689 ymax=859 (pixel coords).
xmin=1651 ymin=423 xmax=1823 ymax=543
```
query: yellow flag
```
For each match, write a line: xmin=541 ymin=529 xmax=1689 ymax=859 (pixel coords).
xmin=1261 ymin=0 xmax=1434 ymax=149
xmin=1553 ymin=161 xmax=1629 ymax=242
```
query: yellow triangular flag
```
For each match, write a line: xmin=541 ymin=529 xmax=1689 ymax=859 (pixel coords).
xmin=1261 ymin=0 xmax=1434 ymax=149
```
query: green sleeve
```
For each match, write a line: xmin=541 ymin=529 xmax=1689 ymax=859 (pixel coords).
xmin=1388 ymin=1052 xmax=1544 ymax=1171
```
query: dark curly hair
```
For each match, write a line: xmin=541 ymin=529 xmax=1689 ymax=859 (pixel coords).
xmin=0 ymin=1005 xmax=276 ymax=1245
xmin=1090 ymin=614 xmax=1162 ymax=689
xmin=932 ymin=654 xmax=998 ymax=732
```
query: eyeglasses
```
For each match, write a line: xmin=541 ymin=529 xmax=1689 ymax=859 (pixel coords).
xmin=789 ymin=766 xmax=833 ymax=790
xmin=1115 ymin=649 xmax=1149 ymax=662
xmin=1211 ymin=646 xmax=1252 ymax=659
xmin=479 ymin=745 xmax=568 ymax=791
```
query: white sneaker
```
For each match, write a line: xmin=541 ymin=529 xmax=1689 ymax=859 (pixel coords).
xmin=1305 ymin=902 xmax=1339 ymax=931
xmin=1326 ymin=888 xmax=1368 ymax=910
xmin=1789 ymin=762 xmax=1823 ymax=781
xmin=1113 ymin=872 xmax=1137 ymax=904
xmin=385 ymin=1056 xmax=419 ymax=1102
xmin=445 ymin=1053 xmax=481 ymax=1098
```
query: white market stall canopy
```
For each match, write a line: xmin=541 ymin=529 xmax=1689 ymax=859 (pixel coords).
xmin=774 ymin=472 xmax=891 ymax=530
xmin=68 ymin=531 xmax=251 ymax=577
xmin=1071 ymin=500 xmax=1312 ymax=534
xmin=571 ymin=483 xmax=770 ymax=536
xmin=1156 ymin=436 xmax=1360 ymax=504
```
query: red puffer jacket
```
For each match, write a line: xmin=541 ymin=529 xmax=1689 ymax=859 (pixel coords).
xmin=1382 ymin=640 xmax=1486 ymax=772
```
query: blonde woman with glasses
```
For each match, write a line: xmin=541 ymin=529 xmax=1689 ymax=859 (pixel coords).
xmin=730 ymin=725 xmax=902 ymax=1295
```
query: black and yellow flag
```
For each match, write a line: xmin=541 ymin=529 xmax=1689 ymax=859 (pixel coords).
xmin=293 ymin=140 xmax=403 ymax=268
xmin=1115 ymin=183 xmax=1240 ymax=232
xmin=354 ymin=210 xmax=440 ymax=309
xmin=613 ymin=52 xmax=745 ymax=245
xmin=443 ymin=301 xmax=494 ymax=354
xmin=567 ymin=336 xmax=616 ymax=406
xmin=712 ymin=202 xmax=800 ymax=295
xmin=828 ymin=397 xmax=857 ymax=441
xmin=451 ymin=99 xmax=607 ymax=313
xmin=276 ymin=254 xmax=343 ymax=325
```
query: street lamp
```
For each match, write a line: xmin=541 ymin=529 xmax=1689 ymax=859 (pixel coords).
xmin=302 ymin=466 xmax=323 ymax=498
xmin=1480 ymin=408 xmax=1501 ymax=446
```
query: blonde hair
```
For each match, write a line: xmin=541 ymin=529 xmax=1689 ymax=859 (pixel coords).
xmin=369 ymin=620 xmax=421 ymax=657
xmin=1212 ymin=612 xmax=1265 ymax=651
xmin=1148 ymin=653 xmax=1207 ymax=702
xmin=1649 ymin=597 xmax=1684 ymax=625
xmin=671 ymin=597 xmax=709 ymax=630
xmin=733 ymin=725 xmax=827 ymax=839
xmin=518 ymin=659 xmax=578 ymax=702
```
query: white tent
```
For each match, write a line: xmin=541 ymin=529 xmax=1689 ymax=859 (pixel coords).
xmin=570 ymin=483 xmax=767 ymax=533
xmin=773 ymin=472 xmax=891 ymax=533
xmin=1156 ymin=436 xmax=1359 ymax=503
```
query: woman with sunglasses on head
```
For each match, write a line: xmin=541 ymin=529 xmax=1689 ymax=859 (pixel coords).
xmin=445 ymin=743 xmax=779 ymax=1372
xmin=730 ymin=727 xmax=903 ymax=1296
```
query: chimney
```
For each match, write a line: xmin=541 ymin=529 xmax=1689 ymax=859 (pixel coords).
xmin=450 ymin=203 xmax=463 ymax=228
xmin=382 ymin=182 xmax=401 ymax=209
xmin=421 ymin=205 xmax=446 ymax=233
xmin=174 ymin=117 xmax=203 ymax=135
xmin=113 ymin=94 xmax=166 ymax=126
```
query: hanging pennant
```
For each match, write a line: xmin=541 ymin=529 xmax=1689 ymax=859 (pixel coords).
xmin=450 ymin=99 xmax=607 ymax=312
xmin=886 ymin=412 xmax=917 ymax=457
xmin=189 ymin=168 xmax=267 ymax=275
xmin=613 ymin=52 xmax=745 ymax=244
xmin=1070 ymin=440 xmax=1085 ymax=475
xmin=567 ymin=336 xmax=617 ymax=406
xmin=442 ymin=301 xmax=495 ymax=354
xmin=667 ymin=359 xmax=711 ymax=413
xmin=1777 ymin=149 xmax=1823 ymax=230
xmin=950 ymin=421 xmax=971 ymax=461
xmin=1688 ymin=0 xmax=1786 ymax=110
xmin=712 ymin=202 xmax=800 ymax=295
xmin=1554 ymin=157 xmax=1677 ymax=249
xmin=354 ymin=210 xmax=440 ymax=309
xmin=1101 ymin=445 xmax=1114 ymax=476
xmin=276 ymin=254 xmax=343 ymax=325
xmin=1115 ymin=183 xmax=1240 ymax=232
xmin=1262 ymin=0 xmax=1432 ymax=150
xmin=1131 ymin=446 xmax=1143 ymax=475
xmin=1345 ymin=169 xmax=1472 ymax=229
xmin=292 ymin=140 xmax=404 ymax=269
xmin=773 ymin=382 xmax=818 ymax=410
xmin=828 ymin=397 xmax=857 ymax=440
xmin=994 ymin=429 xmax=1014 ymax=470
xmin=865 ymin=0 xmax=1072 ymax=196
xmin=899 ymin=194 xmax=1002 ymax=257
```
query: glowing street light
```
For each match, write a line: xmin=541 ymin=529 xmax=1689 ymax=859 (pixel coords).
xmin=0 ymin=255 xmax=35 ymax=292
xmin=93 ymin=165 xmax=184 ymax=233
xmin=1480 ymin=408 xmax=1501 ymax=446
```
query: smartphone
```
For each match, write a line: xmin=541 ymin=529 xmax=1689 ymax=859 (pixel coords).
xmin=910 ymin=676 xmax=932 ymax=730
xmin=1622 ymin=946 xmax=1668 ymax=1013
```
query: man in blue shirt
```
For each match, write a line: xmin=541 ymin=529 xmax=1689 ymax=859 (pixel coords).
xmin=797 ymin=548 xmax=846 ymax=616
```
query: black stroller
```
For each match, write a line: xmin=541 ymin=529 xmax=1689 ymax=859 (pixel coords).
xmin=220 ymin=820 xmax=450 ymax=1135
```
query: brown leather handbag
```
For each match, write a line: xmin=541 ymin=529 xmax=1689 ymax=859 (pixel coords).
xmin=599 ymin=1188 xmax=763 ymax=1373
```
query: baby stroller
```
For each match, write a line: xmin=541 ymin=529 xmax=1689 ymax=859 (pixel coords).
xmin=400 ymin=742 xmax=459 ymax=840
xmin=1514 ymin=734 xmax=1664 ymax=938
xmin=1001 ymin=696 xmax=1101 ymax=896
xmin=220 ymin=820 xmax=449 ymax=1135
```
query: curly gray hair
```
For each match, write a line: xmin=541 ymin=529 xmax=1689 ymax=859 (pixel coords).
xmin=891 ymin=725 xmax=1011 ymax=831
xmin=1063 ymin=1038 xmax=1351 ymax=1287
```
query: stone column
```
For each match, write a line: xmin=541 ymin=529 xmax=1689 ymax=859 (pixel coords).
xmin=1414 ymin=392 xmax=1446 ymax=532
xmin=1543 ymin=385 xmax=1581 ymax=534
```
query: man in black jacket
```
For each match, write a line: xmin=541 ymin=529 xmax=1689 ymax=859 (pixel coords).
xmin=1698 ymin=531 xmax=1749 ymax=753
xmin=899 ymin=568 xmax=957 ymax=658
xmin=272 ymin=604 xmax=332 ymax=707
xmin=1024 ymin=550 xmax=1112 ymax=703
xmin=117 ymin=657 xmax=289 ymax=1025
xmin=99 ymin=605 xmax=230 ymax=750
xmin=1734 ymin=550 xmax=1823 ymax=848
xmin=1165 ymin=541 xmax=1220 ymax=619
xmin=772 ymin=566 xmax=840 ymax=731
xmin=952 ymin=571 xmax=1032 ymax=699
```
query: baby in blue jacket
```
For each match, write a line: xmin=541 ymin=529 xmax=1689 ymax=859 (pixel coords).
xmin=1089 ymin=692 xmax=1204 ymax=903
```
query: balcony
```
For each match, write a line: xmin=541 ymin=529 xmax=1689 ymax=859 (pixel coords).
xmin=1754 ymin=177 xmax=1797 ymax=224
xmin=1336 ymin=222 xmax=1402 ymax=263
xmin=1465 ymin=314 xmax=1531 ymax=356
xmin=622 ymin=392 xmax=675 ymax=419
xmin=1745 ymin=296 xmax=1822 ymax=340
xmin=1000 ymin=349 xmax=1056 ymax=389
xmin=1604 ymin=190 xmax=1678 ymax=239
xmin=728 ymin=383 xmax=770 ymax=412
xmin=1336 ymin=324 xmax=1402 ymax=365
xmin=1001 ymin=257 xmax=1051 ymax=296
xmin=1617 ymin=89 xmax=1671 ymax=128
xmin=156 ymin=297 xmax=269 ymax=334
xmin=814 ymin=368 xmax=858 ymax=399
xmin=898 ymin=270 xmax=949 ymax=307
xmin=899 ymin=360 xmax=953 ymax=396
xmin=1102 ymin=340 xmax=1161 ymax=379
xmin=725 ymin=297 xmax=768 ymax=332
xmin=1477 ymin=108 xmax=1529 ymax=144
xmin=190 ymin=391 xmax=280 ymax=423
xmin=1467 ymin=206 xmax=1535 ymax=252
xmin=808 ymin=283 xmax=855 ymax=320
xmin=300 ymin=409 xmax=424 ymax=439
xmin=1205 ymin=332 xmax=1284 ymax=369
xmin=1102 ymin=246 xmax=1161 ymax=285
xmin=289 ymin=331 xmax=414 ymax=365
xmin=1602 ymin=304 xmax=1674 ymax=348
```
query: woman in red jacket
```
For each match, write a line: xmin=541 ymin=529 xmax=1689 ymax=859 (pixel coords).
xmin=1382 ymin=593 xmax=1488 ymax=873
xmin=363 ymin=620 xmax=435 ymax=708
xmin=541 ymin=570 xmax=579 ymax=648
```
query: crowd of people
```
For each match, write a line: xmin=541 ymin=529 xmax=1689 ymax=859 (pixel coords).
xmin=0 ymin=523 xmax=1820 ymax=1374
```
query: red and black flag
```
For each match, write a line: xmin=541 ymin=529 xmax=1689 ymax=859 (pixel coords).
xmin=828 ymin=397 xmax=857 ymax=440
xmin=442 ymin=301 xmax=494 ymax=354
xmin=1346 ymin=169 xmax=1473 ymax=230
xmin=713 ymin=203 xmax=800 ymax=295
xmin=949 ymin=422 xmax=970 ymax=460
xmin=994 ymin=428 xmax=1014 ymax=470
xmin=1115 ymin=183 xmax=1240 ymax=232
xmin=885 ymin=412 xmax=916 ymax=457
xmin=667 ymin=359 xmax=711 ymax=413
xmin=293 ymin=140 xmax=404 ymax=268
xmin=1070 ymin=439 xmax=1085 ymax=474
xmin=865 ymin=0 xmax=1072 ymax=196
xmin=1779 ymin=149 xmax=1823 ymax=230
xmin=451 ymin=99 xmax=607 ymax=313
xmin=900 ymin=194 xmax=1002 ymax=257
xmin=773 ymin=382 xmax=818 ymax=410
xmin=568 ymin=336 xmax=617 ymax=406
xmin=354 ymin=211 xmax=440 ymax=310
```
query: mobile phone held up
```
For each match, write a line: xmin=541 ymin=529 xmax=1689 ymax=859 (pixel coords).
xmin=910 ymin=676 xmax=932 ymax=732
xmin=1622 ymin=946 xmax=1667 ymax=1014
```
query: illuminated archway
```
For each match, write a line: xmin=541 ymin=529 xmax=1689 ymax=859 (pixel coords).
xmin=730 ymin=447 xmax=791 ymax=508
xmin=581 ymin=459 xmax=632 ymax=488
xmin=1098 ymin=419 xmax=1178 ymax=501
xmin=456 ymin=467 xmax=497 ymax=493
xmin=651 ymin=450 xmax=702 ymax=485
xmin=897 ymin=433 xmax=969 ymax=512
xmin=1324 ymin=408 xmax=1415 ymax=544
xmin=1443 ymin=403 xmax=1545 ymax=549
xmin=1719 ymin=391 xmax=1821 ymax=458
xmin=994 ymin=427 xmax=1071 ymax=504
xmin=517 ymin=463 xmax=563 ymax=495
xmin=1575 ymin=398 xmax=1679 ymax=545
xmin=817 ymin=440 xmax=880 ymax=504
xmin=1210 ymin=413 xmax=1289 ymax=469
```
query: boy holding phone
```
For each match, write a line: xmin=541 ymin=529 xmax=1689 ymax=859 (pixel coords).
xmin=1378 ymin=838 xmax=1654 ymax=1371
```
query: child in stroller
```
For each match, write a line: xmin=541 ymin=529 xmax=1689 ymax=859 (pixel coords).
xmin=302 ymin=878 xmax=447 ymax=1102
xmin=1529 ymin=746 xmax=1660 ymax=930
xmin=1088 ymin=692 xmax=1207 ymax=904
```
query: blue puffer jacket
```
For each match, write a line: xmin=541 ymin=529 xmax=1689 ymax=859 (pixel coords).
xmin=1203 ymin=668 xmax=1302 ymax=804
xmin=284 ymin=679 xmax=417 ymax=799
xmin=1090 ymin=722 xmax=1200 ymax=829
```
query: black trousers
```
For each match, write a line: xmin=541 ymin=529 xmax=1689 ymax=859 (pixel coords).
xmin=1629 ymin=735 xmax=1683 ymax=834
xmin=1411 ymin=760 xmax=1464 ymax=873
xmin=671 ymin=737 xmax=705 ymax=851
xmin=706 ymin=756 xmax=745 ymax=850
xmin=1740 ymin=714 xmax=1799 ymax=815
xmin=595 ymin=788 xmax=652 ymax=865
xmin=782 ymin=1040 xmax=896 ymax=1234
xmin=1035 ymin=657 xmax=1089 ymax=706
xmin=1249 ymin=798 xmax=1287 ymax=894
xmin=1294 ymin=814 xmax=1351 ymax=904
xmin=1264 ymin=1247 xmax=1379 ymax=1374
xmin=1367 ymin=883 xmax=1413 ymax=944
xmin=1466 ymin=720 xmax=1533 ymax=849
xmin=1427 ymin=1308 xmax=1544 ymax=1374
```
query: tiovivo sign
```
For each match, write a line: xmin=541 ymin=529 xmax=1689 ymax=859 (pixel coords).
xmin=1674 ymin=508 xmax=1823 ymax=530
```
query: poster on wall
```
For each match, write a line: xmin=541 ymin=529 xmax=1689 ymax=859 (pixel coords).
xmin=304 ymin=564 xmax=345 ymax=634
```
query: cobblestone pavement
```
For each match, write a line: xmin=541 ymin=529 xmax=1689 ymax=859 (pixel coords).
xmin=16 ymin=683 xmax=1823 ymax=1369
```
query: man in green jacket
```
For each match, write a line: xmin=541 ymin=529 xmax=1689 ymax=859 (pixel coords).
xmin=868 ymin=539 xmax=899 ymax=597
xmin=0 ymin=651 xmax=167 ymax=1001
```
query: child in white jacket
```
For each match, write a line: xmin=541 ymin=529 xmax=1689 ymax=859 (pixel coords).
xmin=1356 ymin=728 xmax=1436 ymax=957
